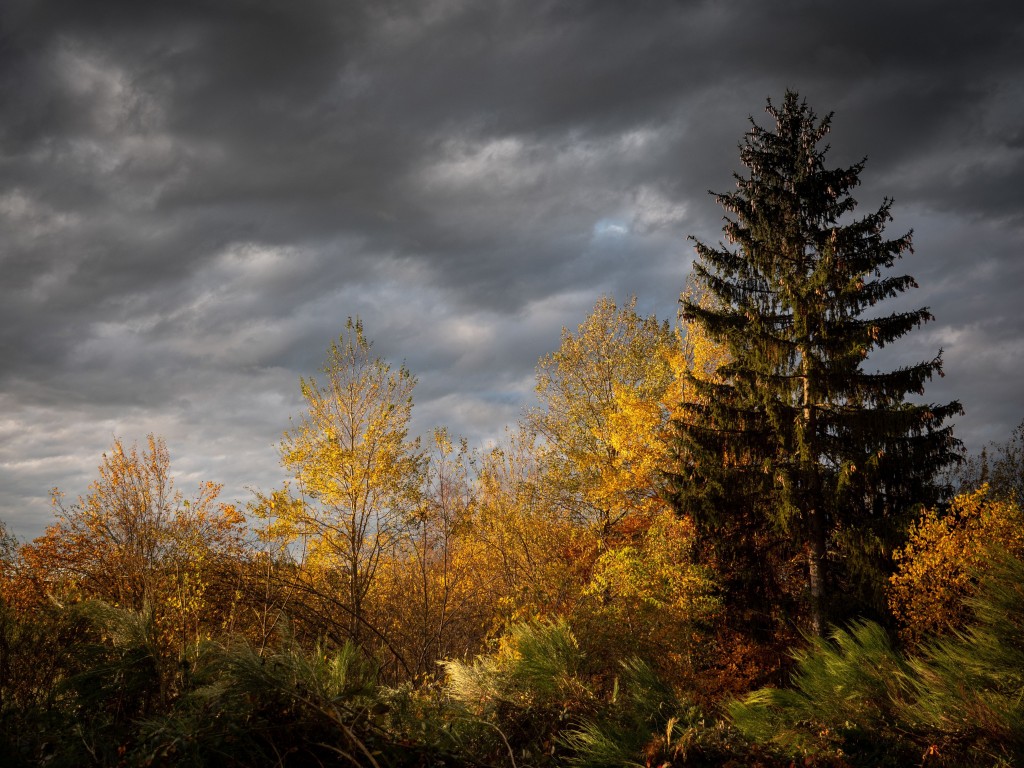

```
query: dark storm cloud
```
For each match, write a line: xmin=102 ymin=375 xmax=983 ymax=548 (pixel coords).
xmin=2 ymin=0 xmax=1023 ymax=536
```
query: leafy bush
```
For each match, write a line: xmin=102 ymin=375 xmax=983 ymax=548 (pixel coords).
xmin=890 ymin=486 xmax=1024 ymax=643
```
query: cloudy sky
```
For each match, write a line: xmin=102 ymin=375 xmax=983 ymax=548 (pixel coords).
xmin=2 ymin=0 xmax=1023 ymax=538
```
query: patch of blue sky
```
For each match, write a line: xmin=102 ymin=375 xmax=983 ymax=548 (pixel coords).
xmin=593 ymin=218 xmax=629 ymax=237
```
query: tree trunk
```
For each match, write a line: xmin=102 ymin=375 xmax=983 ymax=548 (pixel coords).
xmin=802 ymin=339 xmax=827 ymax=636
xmin=807 ymin=506 xmax=827 ymax=636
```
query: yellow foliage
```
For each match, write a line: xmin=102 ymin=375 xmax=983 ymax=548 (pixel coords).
xmin=260 ymin=318 xmax=424 ymax=643
xmin=578 ymin=510 xmax=719 ymax=674
xmin=889 ymin=485 xmax=1024 ymax=643
xmin=527 ymin=291 xmax=730 ymax=542
xmin=675 ymin=277 xmax=731 ymax=402
xmin=529 ymin=296 xmax=678 ymax=535
xmin=469 ymin=427 xmax=599 ymax=624
xmin=586 ymin=513 xmax=715 ymax=614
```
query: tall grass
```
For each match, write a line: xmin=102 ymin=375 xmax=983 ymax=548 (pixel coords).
xmin=137 ymin=633 xmax=407 ymax=767
xmin=443 ymin=619 xmax=593 ymax=766
xmin=729 ymin=620 xmax=918 ymax=765
xmin=443 ymin=620 xmax=736 ymax=768
xmin=560 ymin=657 xmax=700 ymax=768
xmin=905 ymin=549 xmax=1024 ymax=764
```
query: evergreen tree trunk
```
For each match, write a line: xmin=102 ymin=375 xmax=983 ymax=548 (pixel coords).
xmin=807 ymin=507 xmax=827 ymax=636
xmin=801 ymin=335 xmax=827 ymax=635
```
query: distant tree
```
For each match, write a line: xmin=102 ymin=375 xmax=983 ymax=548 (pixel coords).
xmin=987 ymin=420 xmax=1024 ymax=503
xmin=18 ymin=434 xmax=248 ymax=703
xmin=948 ymin=419 xmax=1024 ymax=504
xmin=24 ymin=436 xmax=246 ymax=616
xmin=671 ymin=92 xmax=962 ymax=634
xmin=0 ymin=520 xmax=16 ymax=582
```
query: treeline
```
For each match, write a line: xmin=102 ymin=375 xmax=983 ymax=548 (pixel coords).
xmin=2 ymin=321 xmax=1021 ymax=768
xmin=2 ymin=91 xmax=1023 ymax=766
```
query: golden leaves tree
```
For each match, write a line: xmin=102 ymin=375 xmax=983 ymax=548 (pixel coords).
xmin=528 ymin=296 xmax=678 ymax=537
xmin=267 ymin=318 xmax=423 ymax=646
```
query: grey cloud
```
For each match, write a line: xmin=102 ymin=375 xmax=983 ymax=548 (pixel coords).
xmin=2 ymin=0 xmax=1023 ymax=538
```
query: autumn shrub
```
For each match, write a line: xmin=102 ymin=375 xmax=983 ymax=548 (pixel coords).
xmin=3 ymin=598 xmax=417 ymax=768
xmin=0 ymin=601 xmax=169 ymax=768
xmin=20 ymin=435 xmax=253 ymax=682
xmin=889 ymin=485 xmax=1024 ymax=643
xmin=0 ymin=601 xmax=100 ymax=767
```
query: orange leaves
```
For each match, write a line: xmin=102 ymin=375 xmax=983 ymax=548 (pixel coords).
xmin=19 ymin=434 xmax=249 ymax=653
xmin=889 ymin=485 xmax=1024 ymax=644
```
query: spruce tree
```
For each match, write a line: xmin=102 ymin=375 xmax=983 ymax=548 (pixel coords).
xmin=672 ymin=92 xmax=962 ymax=635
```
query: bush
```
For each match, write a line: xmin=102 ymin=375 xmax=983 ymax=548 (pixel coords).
xmin=906 ymin=550 xmax=1024 ymax=765
xmin=137 ymin=635 xmax=408 ymax=767
xmin=889 ymin=486 xmax=1024 ymax=644
xmin=731 ymin=545 xmax=1024 ymax=766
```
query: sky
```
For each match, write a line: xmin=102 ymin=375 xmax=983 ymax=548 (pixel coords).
xmin=2 ymin=0 xmax=1023 ymax=539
